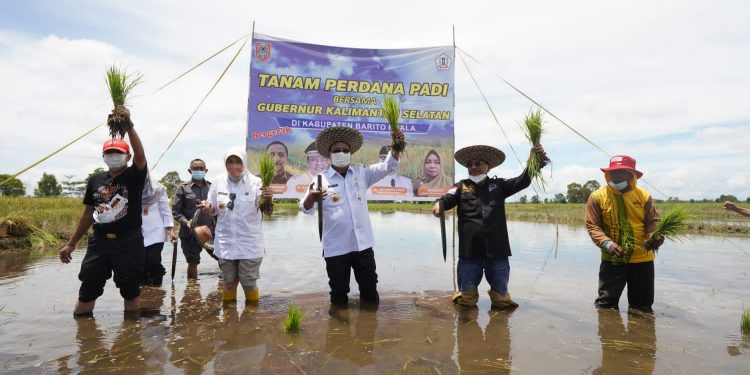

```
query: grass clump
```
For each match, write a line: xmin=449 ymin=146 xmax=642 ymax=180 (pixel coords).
xmin=283 ymin=305 xmax=302 ymax=333
xmin=105 ymin=65 xmax=143 ymax=138
xmin=741 ymin=309 xmax=750 ymax=334
xmin=1 ymin=215 xmax=59 ymax=248
xmin=523 ymin=108 xmax=551 ymax=190
xmin=381 ymin=94 xmax=406 ymax=153
xmin=257 ymin=153 xmax=275 ymax=218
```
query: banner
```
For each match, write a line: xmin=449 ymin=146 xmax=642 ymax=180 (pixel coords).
xmin=247 ymin=34 xmax=455 ymax=201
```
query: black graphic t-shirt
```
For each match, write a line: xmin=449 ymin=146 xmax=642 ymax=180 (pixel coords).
xmin=83 ymin=165 xmax=148 ymax=233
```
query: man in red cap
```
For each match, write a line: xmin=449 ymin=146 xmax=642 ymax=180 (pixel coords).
xmin=585 ymin=155 xmax=663 ymax=312
xmin=59 ymin=106 xmax=148 ymax=317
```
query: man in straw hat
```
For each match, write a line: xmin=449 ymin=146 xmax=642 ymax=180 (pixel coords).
xmin=198 ymin=147 xmax=273 ymax=305
xmin=585 ymin=155 xmax=662 ymax=312
xmin=433 ymin=144 xmax=547 ymax=309
xmin=59 ymin=106 xmax=148 ymax=317
xmin=301 ymin=126 xmax=402 ymax=309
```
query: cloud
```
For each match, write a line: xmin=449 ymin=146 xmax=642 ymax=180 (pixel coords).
xmin=0 ymin=0 xmax=748 ymax=200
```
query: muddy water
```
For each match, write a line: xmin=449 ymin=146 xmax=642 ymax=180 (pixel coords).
xmin=1 ymin=212 xmax=749 ymax=374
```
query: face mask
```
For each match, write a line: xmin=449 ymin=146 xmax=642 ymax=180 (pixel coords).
xmin=608 ymin=180 xmax=628 ymax=191
xmin=468 ymin=174 xmax=487 ymax=184
xmin=104 ymin=154 xmax=127 ymax=170
xmin=191 ymin=171 xmax=206 ymax=180
xmin=331 ymin=152 xmax=351 ymax=168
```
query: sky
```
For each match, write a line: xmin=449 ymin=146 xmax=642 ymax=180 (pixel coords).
xmin=1 ymin=0 xmax=748 ymax=201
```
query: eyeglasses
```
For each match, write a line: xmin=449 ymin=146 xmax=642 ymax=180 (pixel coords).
xmin=227 ymin=193 xmax=236 ymax=211
xmin=330 ymin=149 xmax=350 ymax=154
xmin=469 ymin=160 xmax=487 ymax=167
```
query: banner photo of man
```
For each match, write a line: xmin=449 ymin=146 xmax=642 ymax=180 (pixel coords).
xmin=246 ymin=34 xmax=455 ymax=201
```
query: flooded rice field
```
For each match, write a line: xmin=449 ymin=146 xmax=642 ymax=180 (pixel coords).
xmin=1 ymin=211 xmax=749 ymax=374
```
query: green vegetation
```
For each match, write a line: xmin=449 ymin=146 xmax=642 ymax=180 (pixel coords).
xmin=106 ymin=65 xmax=143 ymax=107
xmin=523 ymin=108 xmax=550 ymax=190
xmin=0 ymin=174 xmax=26 ymax=196
xmin=283 ymin=305 xmax=302 ymax=333
xmin=646 ymin=208 xmax=692 ymax=251
xmin=742 ymin=309 xmax=750 ymax=334
xmin=381 ymin=94 xmax=406 ymax=153
xmin=0 ymin=198 xmax=747 ymax=252
xmin=34 ymin=172 xmax=62 ymax=197
xmin=257 ymin=153 xmax=275 ymax=217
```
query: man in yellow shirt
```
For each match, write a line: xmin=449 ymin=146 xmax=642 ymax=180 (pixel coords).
xmin=585 ymin=155 xmax=663 ymax=312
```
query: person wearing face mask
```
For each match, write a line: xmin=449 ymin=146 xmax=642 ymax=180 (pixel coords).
xmin=197 ymin=148 xmax=273 ymax=305
xmin=58 ymin=106 xmax=148 ymax=317
xmin=585 ymin=155 xmax=662 ymax=312
xmin=433 ymin=144 xmax=547 ymax=309
xmin=301 ymin=127 xmax=401 ymax=309
xmin=172 ymin=159 xmax=211 ymax=279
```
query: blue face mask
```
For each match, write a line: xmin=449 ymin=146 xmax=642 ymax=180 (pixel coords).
xmin=191 ymin=171 xmax=206 ymax=180
xmin=608 ymin=180 xmax=628 ymax=191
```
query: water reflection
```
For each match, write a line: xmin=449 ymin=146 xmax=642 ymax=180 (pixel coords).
xmin=169 ymin=280 xmax=221 ymax=374
xmin=1 ymin=214 xmax=749 ymax=373
xmin=593 ymin=309 xmax=656 ymax=375
xmin=324 ymin=306 xmax=378 ymax=371
xmin=456 ymin=308 xmax=513 ymax=374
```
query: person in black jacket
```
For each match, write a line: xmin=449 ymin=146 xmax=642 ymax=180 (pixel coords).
xmin=433 ymin=144 xmax=547 ymax=309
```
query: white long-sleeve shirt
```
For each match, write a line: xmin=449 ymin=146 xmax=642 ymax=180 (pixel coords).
xmin=208 ymin=172 xmax=265 ymax=260
xmin=300 ymin=153 xmax=399 ymax=258
xmin=141 ymin=192 xmax=174 ymax=247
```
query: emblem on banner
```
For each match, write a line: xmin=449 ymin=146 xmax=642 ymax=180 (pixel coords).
xmin=435 ymin=53 xmax=452 ymax=70
xmin=255 ymin=42 xmax=272 ymax=62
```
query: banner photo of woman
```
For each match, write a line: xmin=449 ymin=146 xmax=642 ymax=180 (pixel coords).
xmin=246 ymin=34 xmax=455 ymax=201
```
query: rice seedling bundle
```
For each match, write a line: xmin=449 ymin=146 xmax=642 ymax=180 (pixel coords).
xmin=105 ymin=66 xmax=142 ymax=138
xmin=741 ymin=309 xmax=750 ymax=334
xmin=257 ymin=153 xmax=275 ymax=218
xmin=283 ymin=305 xmax=302 ymax=333
xmin=523 ymin=108 xmax=551 ymax=189
xmin=645 ymin=208 xmax=691 ymax=252
xmin=381 ymin=95 xmax=406 ymax=153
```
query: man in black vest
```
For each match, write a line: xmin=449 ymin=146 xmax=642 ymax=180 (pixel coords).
xmin=434 ymin=144 xmax=546 ymax=309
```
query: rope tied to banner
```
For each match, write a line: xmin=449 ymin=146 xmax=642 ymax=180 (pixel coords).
xmin=0 ymin=33 xmax=250 ymax=188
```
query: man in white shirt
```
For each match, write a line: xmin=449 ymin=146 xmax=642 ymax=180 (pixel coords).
xmin=368 ymin=145 xmax=414 ymax=200
xmin=199 ymin=148 xmax=273 ymax=304
xmin=140 ymin=180 xmax=177 ymax=286
xmin=301 ymin=126 xmax=401 ymax=308
xmin=286 ymin=141 xmax=330 ymax=196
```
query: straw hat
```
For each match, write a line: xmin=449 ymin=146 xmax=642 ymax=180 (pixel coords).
xmin=454 ymin=145 xmax=506 ymax=169
xmin=316 ymin=126 xmax=363 ymax=158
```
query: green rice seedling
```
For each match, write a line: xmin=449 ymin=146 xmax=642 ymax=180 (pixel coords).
xmin=105 ymin=65 xmax=143 ymax=138
xmin=381 ymin=94 xmax=406 ymax=153
xmin=257 ymin=153 xmax=275 ymax=218
xmin=283 ymin=305 xmax=302 ymax=333
xmin=741 ymin=309 xmax=750 ymax=334
xmin=523 ymin=108 xmax=551 ymax=190
xmin=645 ymin=208 xmax=692 ymax=252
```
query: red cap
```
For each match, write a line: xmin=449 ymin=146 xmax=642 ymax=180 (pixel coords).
xmin=102 ymin=138 xmax=130 ymax=154
xmin=601 ymin=155 xmax=643 ymax=178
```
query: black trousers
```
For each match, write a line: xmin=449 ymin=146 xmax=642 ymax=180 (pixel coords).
xmin=324 ymin=248 xmax=379 ymax=306
xmin=78 ymin=230 xmax=144 ymax=302
xmin=141 ymin=242 xmax=166 ymax=286
xmin=595 ymin=260 xmax=655 ymax=312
